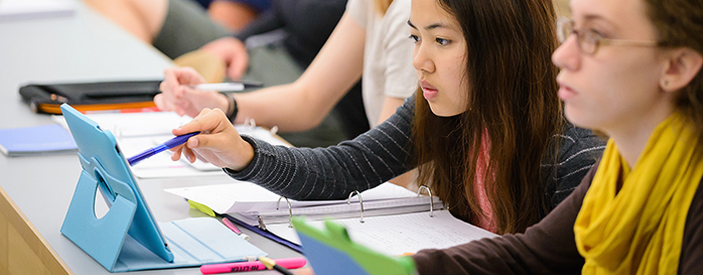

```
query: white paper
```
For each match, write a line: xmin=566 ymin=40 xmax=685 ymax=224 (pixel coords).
xmin=53 ymin=112 xmax=289 ymax=178
xmin=268 ymin=210 xmax=497 ymax=255
xmin=52 ymin=112 xmax=191 ymax=138
xmin=164 ymin=182 xmax=425 ymax=214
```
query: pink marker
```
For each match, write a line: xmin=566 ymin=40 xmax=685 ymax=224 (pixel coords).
xmin=222 ymin=217 xmax=250 ymax=240
xmin=200 ymin=258 xmax=307 ymax=274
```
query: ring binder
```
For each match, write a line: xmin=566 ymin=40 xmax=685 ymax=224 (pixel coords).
xmin=276 ymin=196 xmax=293 ymax=228
xmin=417 ymin=185 xmax=434 ymax=217
xmin=347 ymin=191 xmax=365 ymax=223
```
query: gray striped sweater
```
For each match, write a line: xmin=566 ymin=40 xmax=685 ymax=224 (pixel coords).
xmin=225 ymin=95 xmax=606 ymax=211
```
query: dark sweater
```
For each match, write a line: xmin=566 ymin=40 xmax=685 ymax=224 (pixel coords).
xmin=234 ymin=0 xmax=347 ymax=68
xmin=412 ymin=160 xmax=703 ymax=274
xmin=234 ymin=0 xmax=369 ymax=139
xmin=225 ymin=95 xmax=606 ymax=218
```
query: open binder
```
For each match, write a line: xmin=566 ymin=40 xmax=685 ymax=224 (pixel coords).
xmin=58 ymin=104 xmax=266 ymax=272
xmin=292 ymin=217 xmax=416 ymax=275
xmin=236 ymin=186 xmax=497 ymax=256
xmin=165 ymin=182 xmax=442 ymax=225
xmin=169 ymin=182 xmax=497 ymax=255
xmin=166 ymin=182 xmax=444 ymax=251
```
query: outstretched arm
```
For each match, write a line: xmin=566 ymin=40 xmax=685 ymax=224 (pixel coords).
xmin=156 ymin=13 xmax=365 ymax=132
xmin=232 ymin=13 xmax=365 ymax=132
xmin=172 ymin=97 xmax=418 ymax=201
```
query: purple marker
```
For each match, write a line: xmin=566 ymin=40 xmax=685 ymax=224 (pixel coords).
xmin=127 ymin=131 xmax=200 ymax=166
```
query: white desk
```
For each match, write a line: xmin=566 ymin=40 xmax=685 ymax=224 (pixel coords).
xmin=0 ymin=2 xmax=301 ymax=274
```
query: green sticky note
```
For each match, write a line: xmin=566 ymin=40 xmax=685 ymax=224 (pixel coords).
xmin=187 ymin=200 xmax=216 ymax=217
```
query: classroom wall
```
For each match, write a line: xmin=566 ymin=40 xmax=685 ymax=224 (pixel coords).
xmin=554 ymin=0 xmax=571 ymax=18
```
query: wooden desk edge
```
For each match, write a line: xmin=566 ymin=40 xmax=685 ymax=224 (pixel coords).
xmin=0 ymin=186 xmax=73 ymax=275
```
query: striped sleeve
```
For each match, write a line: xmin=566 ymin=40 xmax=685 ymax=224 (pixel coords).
xmin=224 ymin=96 xmax=417 ymax=200
xmin=547 ymin=125 xmax=606 ymax=207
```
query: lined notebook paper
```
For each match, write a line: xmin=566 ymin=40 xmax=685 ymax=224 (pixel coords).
xmin=269 ymin=210 xmax=497 ymax=255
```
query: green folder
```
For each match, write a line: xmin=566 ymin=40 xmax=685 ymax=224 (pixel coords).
xmin=292 ymin=217 xmax=416 ymax=275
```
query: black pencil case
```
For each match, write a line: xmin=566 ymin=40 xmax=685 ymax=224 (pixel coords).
xmin=19 ymin=80 xmax=162 ymax=114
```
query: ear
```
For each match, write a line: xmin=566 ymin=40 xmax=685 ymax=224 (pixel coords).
xmin=660 ymin=48 xmax=703 ymax=93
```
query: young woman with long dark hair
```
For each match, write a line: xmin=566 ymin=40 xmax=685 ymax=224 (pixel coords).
xmin=168 ymin=0 xmax=604 ymax=235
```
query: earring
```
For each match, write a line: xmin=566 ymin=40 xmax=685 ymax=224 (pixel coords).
xmin=664 ymin=80 xmax=669 ymax=86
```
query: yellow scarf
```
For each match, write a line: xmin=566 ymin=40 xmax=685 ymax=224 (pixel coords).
xmin=574 ymin=113 xmax=703 ymax=274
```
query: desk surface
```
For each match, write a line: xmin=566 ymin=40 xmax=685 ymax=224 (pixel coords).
xmin=0 ymin=3 xmax=301 ymax=274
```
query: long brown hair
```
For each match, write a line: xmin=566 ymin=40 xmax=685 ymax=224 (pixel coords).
xmin=644 ymin=0 xmax=703 ymax=146
xmin=412 ymin=0 xmax=562 ymax=234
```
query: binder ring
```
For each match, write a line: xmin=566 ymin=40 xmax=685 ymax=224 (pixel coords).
xmin=257 ymin=215 xmax=267 ymax=231
xmin=347 ymin=191 xmax=365 ymax=223
xmin=417 ymin=185 xmax=434 ymax=217
xmin=276 ymin=196 xmax=293 ymax=228
xmin=245 ymin=117 xmax=256 ymax=128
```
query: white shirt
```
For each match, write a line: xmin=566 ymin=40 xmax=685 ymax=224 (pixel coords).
xmin=347 ymin=0 xmax=417 ymax=127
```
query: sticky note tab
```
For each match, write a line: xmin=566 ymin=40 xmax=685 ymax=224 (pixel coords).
xmin=188 ymin=200 xmax=216 ymax=217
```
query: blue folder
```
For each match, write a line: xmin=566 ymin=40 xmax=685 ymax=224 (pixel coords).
xmin=59 ymin=104 xmax=266 ymax=272
xmin=225 ymin=214 xmax=303 ymax=253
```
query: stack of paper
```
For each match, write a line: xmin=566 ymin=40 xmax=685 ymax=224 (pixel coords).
xmin=164 ymin=182 xmax=441 ymax=223
xmin=166 ymin=182 xmax=498 ymax=255
xmin=280 ymin=210 xmax=497 ymax=256
xmin=52 ymin=111 xmax=288 ymax=178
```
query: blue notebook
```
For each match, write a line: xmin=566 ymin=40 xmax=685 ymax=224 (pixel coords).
xmin=0 ymin=124 xmax=77 ymax=157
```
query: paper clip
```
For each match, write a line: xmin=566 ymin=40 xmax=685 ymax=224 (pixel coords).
xmin=347 ymin=191 xmax=364 ymax=223
xmin=417 ymin=185 xmax=434 ymax=217
xmin=276 ymin=196 xmax=293 ymax=228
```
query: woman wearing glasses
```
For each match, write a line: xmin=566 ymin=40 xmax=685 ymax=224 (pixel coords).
xmin=168 ymin=0 xmax=605 ymax=235
xmin=410 ymin=0 xmax=703 ymax=273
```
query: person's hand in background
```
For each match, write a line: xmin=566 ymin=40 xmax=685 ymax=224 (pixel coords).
xmin=200 ymin=36 xmax=249 ymax=80
xmin=155 ymin=67 xmax=230 ymax=118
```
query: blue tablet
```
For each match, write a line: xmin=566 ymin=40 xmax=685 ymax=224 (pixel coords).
xmin=59 ymin=103 xmax=266 ymax=272
xmin=60 ymin=103 xmax=173 ymax=265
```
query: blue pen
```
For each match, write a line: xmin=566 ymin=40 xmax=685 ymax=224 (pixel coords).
xmin=127 ymin=131 xmax=200 ymax=166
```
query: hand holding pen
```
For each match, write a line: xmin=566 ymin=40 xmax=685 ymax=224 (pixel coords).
xmin=156 ymin=67 xmax=211 ymax=117
xmin=155 ymin=67 xmax=263 ymax=118
xmin=127 ymin=131 xmax=200 ymax=166
xmin=171 ymin=108 xmax=255 ymax=172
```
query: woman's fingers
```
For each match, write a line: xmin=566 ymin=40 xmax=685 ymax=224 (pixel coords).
xmin=169 ymin=108 xmax=252 ymax=170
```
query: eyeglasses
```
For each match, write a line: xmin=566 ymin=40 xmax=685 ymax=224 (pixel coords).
xmin=556 ymin=17 xmax=658 ymax=55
